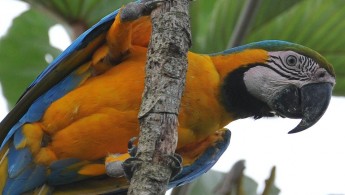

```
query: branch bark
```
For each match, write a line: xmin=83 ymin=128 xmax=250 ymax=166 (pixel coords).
xmin=126 ymin=0 xmax=191 ymax=194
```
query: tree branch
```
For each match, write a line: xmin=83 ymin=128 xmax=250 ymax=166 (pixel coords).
xmin=125 ymin=0 xmax=191 ymax=194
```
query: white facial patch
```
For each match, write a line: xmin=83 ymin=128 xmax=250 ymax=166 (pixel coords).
xmin=243 ymin=66 xmax=294 ymax=106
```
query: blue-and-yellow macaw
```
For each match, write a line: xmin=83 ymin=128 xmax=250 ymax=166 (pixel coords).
xmin=0 ymin=1 xmax=335 ymax=194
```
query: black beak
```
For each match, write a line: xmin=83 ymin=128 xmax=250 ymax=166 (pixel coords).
xmin=271 ymin=83 xmax=333 ymax=134
xmin=288 ymin=83 xmax=332 ymax=134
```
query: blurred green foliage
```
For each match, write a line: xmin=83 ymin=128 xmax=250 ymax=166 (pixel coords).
xmin=0 ymin=9 xmax=60 ymax=107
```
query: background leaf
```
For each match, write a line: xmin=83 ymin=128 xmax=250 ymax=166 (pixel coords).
xmin=190 ymin=0 xmax=244 ymax=53
xmin=0 ymin=9 xmax=60 ymax=107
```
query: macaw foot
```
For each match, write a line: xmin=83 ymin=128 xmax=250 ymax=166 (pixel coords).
xmin=122 ymin=157 xmax=141 ymax=180
xmin=105 ymin=137 xmax=138 ymax=177
xmin=120 ymin=0 xmax=166 ymax=21
xmin=122 ymin=153 xmax=182 ymax=180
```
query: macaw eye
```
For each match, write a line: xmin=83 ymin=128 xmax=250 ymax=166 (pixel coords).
xmin=286 ymin=55 xmax=298 ymax=66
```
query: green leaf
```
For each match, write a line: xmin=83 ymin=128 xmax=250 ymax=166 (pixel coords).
xmin=249 ymin=0 xmax=301 ymax=33
xmin=189 ymin=0 xmax=218 ymax=52
xmin=190 ymin=0 xmax=244 ymax=53
xmin=0 ymin=9 xmax=60 ymax=107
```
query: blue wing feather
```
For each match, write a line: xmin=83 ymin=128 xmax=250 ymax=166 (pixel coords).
xmin=4 ymin=164 xmax=46 ymax=195
xmin=4 ymin=143 xmax=47 ymax=195
xmin=12 ymin=126 xmax=24 ymax=148
xmin=48 ymin=158 xmax=90 ymax=185
xmin=7 ymin=144 xmax=33 ymax=178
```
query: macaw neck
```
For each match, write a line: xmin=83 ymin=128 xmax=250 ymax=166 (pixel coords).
xmin=210 ymin=49 xmax=274 ymax=119
xmin=210 ymin=48 xmax=268 ymax=81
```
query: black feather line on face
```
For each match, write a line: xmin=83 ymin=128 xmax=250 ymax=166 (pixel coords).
xmin=220 ymin=64 xmax=274 ymax=119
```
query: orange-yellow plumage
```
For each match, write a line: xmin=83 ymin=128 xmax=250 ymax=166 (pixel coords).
xmin=0 ymin=8 xmax=273 ymax=192
xmin=33 ymin=46 xmax=236 ymax=166
xmin=212 ymin=49 xmax=268 ymax=79
xmin=22 ymin=45 xmax=269 ymax=175
xmin=21 ymin=123 xmax=43 ymax=153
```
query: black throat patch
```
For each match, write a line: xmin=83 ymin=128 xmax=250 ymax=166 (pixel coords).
xmin=220 ymin=65 xmax=274 ymax=119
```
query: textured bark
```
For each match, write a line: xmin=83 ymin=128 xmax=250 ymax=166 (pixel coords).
xmin=127 ymin=0 xmax=191 ymax=194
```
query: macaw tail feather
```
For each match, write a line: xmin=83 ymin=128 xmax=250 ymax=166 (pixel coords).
xmin=0 ymin=143 xmax=9 ymax=193
xmin=0 ymin=142 xmax=47 ymax=195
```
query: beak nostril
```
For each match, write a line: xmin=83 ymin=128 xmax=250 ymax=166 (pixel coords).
xmin=319 ymin=72 xmax=326 ymax=78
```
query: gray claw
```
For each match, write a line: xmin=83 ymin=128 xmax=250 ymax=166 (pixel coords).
xmin=128 ymin=137 xmax=138 ymax=157
xmin=121 ymin=0 xmax=165 ymax=21
xmin=165 ymin=153 xmax=182 ymax=179
xmin=142 ymin=0 xmax=165 ymax=15
xmin=122 ymin=157 xmax=143 ymax=180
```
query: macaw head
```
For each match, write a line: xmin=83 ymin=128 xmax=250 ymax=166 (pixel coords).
xmin=218 ymin=40 xmax=335 ymax=133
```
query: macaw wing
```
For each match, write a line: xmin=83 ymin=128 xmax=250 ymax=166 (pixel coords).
xmin=0 ymin=10 xmax=118 ymax=145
